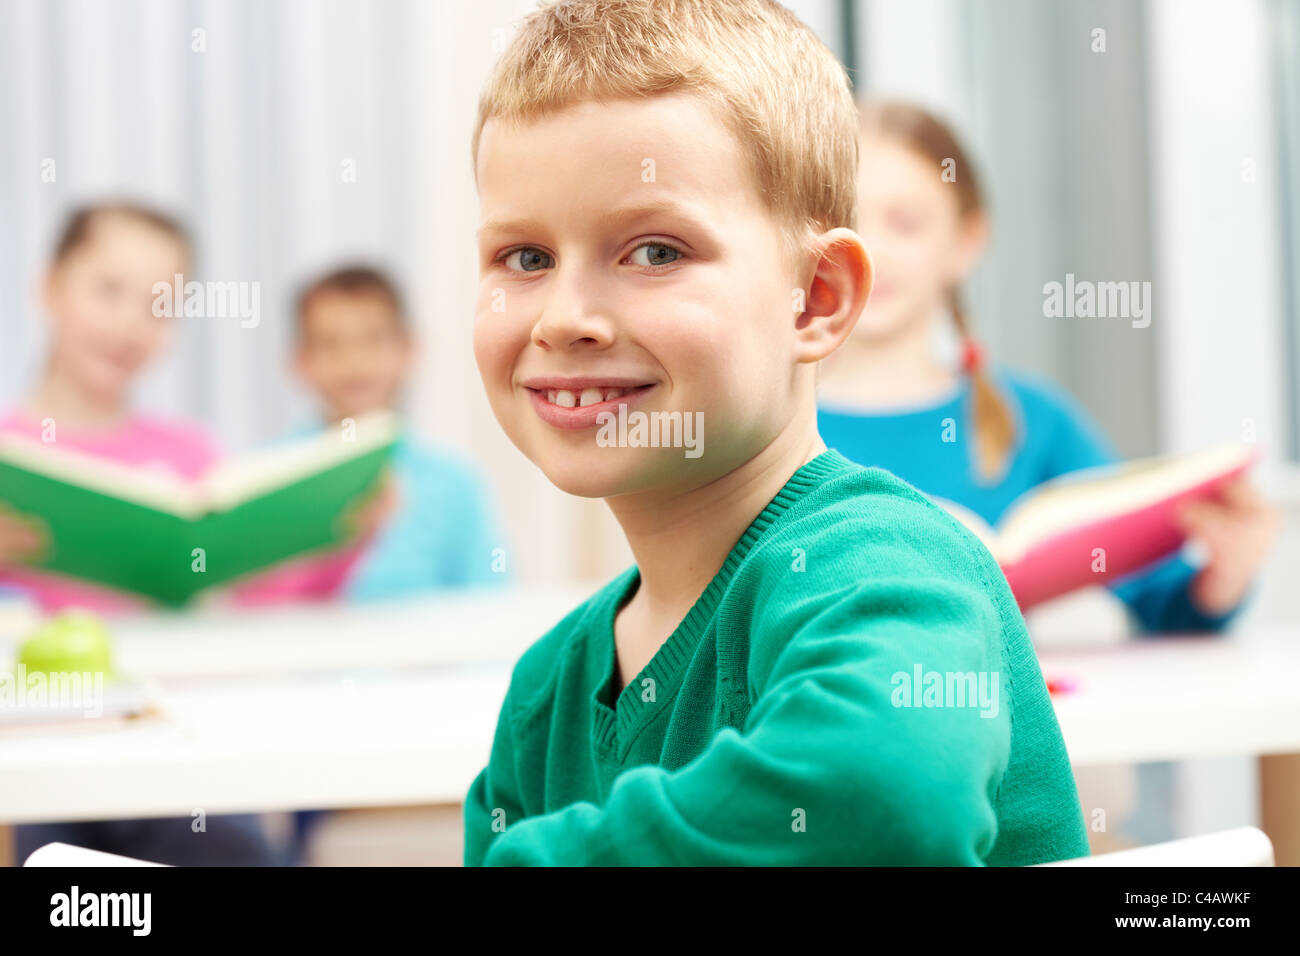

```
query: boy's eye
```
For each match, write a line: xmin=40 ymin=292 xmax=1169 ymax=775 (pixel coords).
xmin=627 ymin=242 xmax=682 ymax=268
xmin=496 ymin=241 xmax=684 ymax=273
xmin=500 ymin=247 xmax=553 ymax=273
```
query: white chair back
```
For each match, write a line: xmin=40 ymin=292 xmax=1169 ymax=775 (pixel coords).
xmin=1040 ymin=826 xmax=1274 ymax=866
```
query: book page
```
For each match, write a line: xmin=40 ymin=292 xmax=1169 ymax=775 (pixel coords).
xmin=0 ymin=433 xmax=199 ymax=517
xmin=198 ymin=410 xmax=399 ymax=512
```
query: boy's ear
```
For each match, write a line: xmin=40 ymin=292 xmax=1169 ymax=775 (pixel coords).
xmin=793 ymin=228 xmax=873 ymax=364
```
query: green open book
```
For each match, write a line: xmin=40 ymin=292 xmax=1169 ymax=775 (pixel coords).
xmin=0 ymin=412 xmax=399 ymax=606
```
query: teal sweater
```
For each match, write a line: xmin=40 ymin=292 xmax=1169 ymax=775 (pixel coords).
xmin=463 ymin=450 xmax=1089 ymax=866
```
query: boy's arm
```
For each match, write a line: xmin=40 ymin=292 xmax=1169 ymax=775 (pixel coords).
xmin=463 ymin=685 xmax=528 ymax=866
xmin=480 ymin=575 xmax=1011 ymax=866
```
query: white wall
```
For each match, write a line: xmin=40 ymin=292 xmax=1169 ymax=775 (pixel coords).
xmin=1146 ymin=0 xmax=1289 ymax=461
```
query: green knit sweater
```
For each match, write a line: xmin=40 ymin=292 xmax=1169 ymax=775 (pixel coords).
xmin=464 ymin=450 xmax=1089 ymax=866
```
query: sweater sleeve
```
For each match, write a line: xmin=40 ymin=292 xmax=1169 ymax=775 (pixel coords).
xmin=1032 ymin=379 xmax=1248 ymax=633
xmin=479 ymin=572 xmax=1011 ymax=866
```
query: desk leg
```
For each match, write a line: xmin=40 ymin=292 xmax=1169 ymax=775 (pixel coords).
xmin=0 ymin=824 xmax=12 ymax=867
xmin=1260 ymin=753 xmax=1300 ymax=866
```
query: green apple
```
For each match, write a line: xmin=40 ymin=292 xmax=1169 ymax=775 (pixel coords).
xmin=18 ymin=611 xmax=115 ymax=679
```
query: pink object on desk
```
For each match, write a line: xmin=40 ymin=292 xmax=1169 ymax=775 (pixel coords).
xmin=1046 ymin=677 xmax=1079 ymax=695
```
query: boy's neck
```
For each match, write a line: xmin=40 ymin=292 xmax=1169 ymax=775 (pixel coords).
xmin=26 ymin=363 xmax=130 ymax=432
xmin=607 ymin=416 xmax=825 ymax=637
xmin=817 ymin=308 xmax=957 ymax=409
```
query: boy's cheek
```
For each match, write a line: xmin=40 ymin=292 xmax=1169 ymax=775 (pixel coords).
xmin=471 ymin=321 xmax=517 ymax=389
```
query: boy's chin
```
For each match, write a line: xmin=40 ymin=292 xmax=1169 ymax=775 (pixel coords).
xmin=531 ymin=447 xmax=687 ymax=499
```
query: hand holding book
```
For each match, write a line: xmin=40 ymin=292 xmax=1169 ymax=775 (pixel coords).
xmin=931 ymin=443 xmax=1264 ymax=610
xmin=223 ymin=470 xmax=400 ymax=608
xmin=0 ymin=503 xmax=47 ymax=566
xmin=339 ymin=467 xmax=401 ymax=543
xmin=1179 ymin=476 xmax=1280 ymax=616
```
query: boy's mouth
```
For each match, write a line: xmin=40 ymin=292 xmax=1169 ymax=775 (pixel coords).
xmin=521 ymin=378 xmax=657 ymax=430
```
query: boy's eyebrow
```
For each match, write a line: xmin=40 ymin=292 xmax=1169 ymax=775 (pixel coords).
xmin=477 ymin=199 xmax=707 ymax=242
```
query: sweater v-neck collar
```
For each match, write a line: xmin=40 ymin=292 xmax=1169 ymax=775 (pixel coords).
xmin=589 ymin=449 xmax=855 ymax=759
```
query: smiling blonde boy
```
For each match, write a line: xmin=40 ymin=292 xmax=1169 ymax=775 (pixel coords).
xmin=464 ymin=0 xmax=1089 ymax=866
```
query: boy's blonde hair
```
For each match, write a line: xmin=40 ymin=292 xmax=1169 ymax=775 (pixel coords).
xmin=471 ymin=0 xmax=860 ymax=266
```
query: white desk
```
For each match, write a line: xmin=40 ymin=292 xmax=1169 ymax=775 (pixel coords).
xmin=1042 ymin=630 xmax=1300 ymax=766
xmin=0 ymin=665 xmax=512 ymax=823
xmin=1 ymin=593 xmax=1297 ymax=833
xmin=0 ymin=588 xmax=581 ymax=824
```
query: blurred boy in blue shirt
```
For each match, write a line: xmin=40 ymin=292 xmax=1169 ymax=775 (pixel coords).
xmin=285 ymin=265 xmax=506 ymax=861
xmin=292 ymin=265 xmax=507 ymax=598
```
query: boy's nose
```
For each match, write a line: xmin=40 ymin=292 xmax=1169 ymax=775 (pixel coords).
xmin=530 ymin=315 xmax=615 ymax=352
xmin=530 ymin=282 xmax=616 ymax=351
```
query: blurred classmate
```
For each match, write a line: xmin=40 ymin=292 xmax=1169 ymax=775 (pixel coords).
xmin=817 ymin=101 xmax=1278 ymax=635
xmin=0 ymin=204 xmax=219 ymax=612
xmin=289 ymin=265 xmax=506 ymax=600
xmin=0 ymin=201 xmax=283 ymax=865
xmin=277 ymin=266 xmax=506 ymax=864
xmin=815 ymin=102 xmax=1279 ymax=848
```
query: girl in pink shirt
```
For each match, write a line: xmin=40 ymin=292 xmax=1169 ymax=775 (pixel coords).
xmin=0 ymin=204 xmax=220 ymax=612
xmin=0 ymin=203 xmax=378 ymax=614
xmin=1 ymin=202 xmax=284 ymax=865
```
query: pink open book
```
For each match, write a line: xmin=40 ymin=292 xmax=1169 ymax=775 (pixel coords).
xmin=932 ymin=443 xmax=1258 ymax=610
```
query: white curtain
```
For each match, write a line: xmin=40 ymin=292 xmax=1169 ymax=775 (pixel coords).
xmin=2 ymin=0 xmax=426 ymax=443
xmin=0 ymin=0 xmax=644 ymax=585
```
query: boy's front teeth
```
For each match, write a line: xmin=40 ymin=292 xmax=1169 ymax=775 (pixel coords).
xmin=545 ymin=387 xmax=628 ymax=407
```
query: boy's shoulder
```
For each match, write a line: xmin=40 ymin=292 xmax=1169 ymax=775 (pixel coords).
xmin=747 ymin=454 xmax=1006 ymax=590
xmin=730 ymin=454 xmax=1024 ymax=702
xmin=733 ymin=454 xmax=1022 ymax=657
xmin=500 ymin=454 xmax=1020 ymax=718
